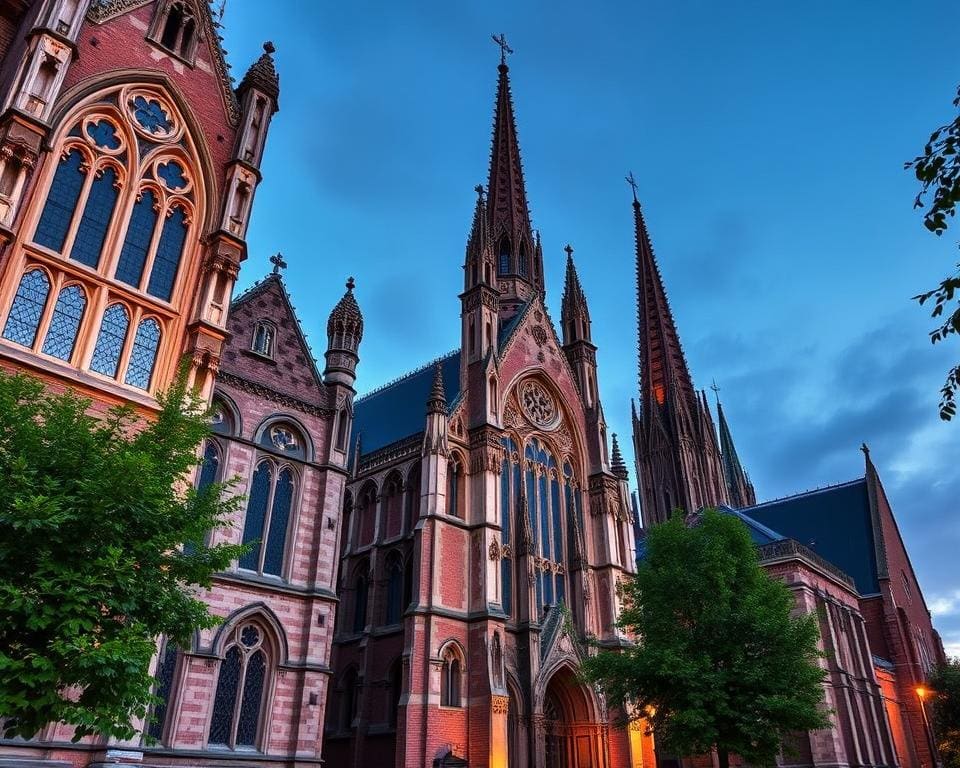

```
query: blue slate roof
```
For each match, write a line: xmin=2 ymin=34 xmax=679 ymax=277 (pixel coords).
xmin=742 ymin=479 xmax=879 ymax=596
xmin=634 ymin=507 xmax=785 ymax=562
xmin=352 ymin=351 xmax=461 ymax=459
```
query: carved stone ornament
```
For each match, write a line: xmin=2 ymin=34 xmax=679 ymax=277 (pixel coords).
xmin=519 ymin=379 xmax=558 ymax=429
xmin=531 ymin=325 xmax=548 ymax=347
xmin=492 ymin=695 xmax=510 ymax=715
xmin=489 ymin=539 xmax=501 ymax=561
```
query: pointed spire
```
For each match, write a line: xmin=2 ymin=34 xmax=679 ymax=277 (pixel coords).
xmin=426 ymin=364 xmax=447 ymax=415
xmin=632 ymin=179 xmax=696 ymax=410
xmin=238 ymin=41 xmax=280 ymax=110
xmin=561 ymin=244 xmax=591 ymax=345
xmin=716 ymin=397 xmax=755 ymax=508
xmin=485 ymin=47 xmax=537 ymax=291
xmin=465 ymin=184 xmax=492 ymax=274
xmin=610 ymin=433 xmax=628 ymax=480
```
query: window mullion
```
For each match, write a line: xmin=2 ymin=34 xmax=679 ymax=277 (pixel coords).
xmin=60 ymin=159 xmax=96 ymax=262
xmin=229 ymin=649 xmax=248 ymax=749
xmin=259 ymin=464 xmax=278 ymax=574
xmin=75 ymin=282 xmax=107 ymax=370
xmin=115 ymin=303 xmax=141 ymax=383
xmin=33 ymin=270 xmax=64 ymax=353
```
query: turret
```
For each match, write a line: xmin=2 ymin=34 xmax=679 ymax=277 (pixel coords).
xmin=323 ymin=277 xmax=363 ymax=388
xmin=460 ymin=185 xmax=501 ymax=370
xmin=423 ymin=364 xmax=448 ymax=455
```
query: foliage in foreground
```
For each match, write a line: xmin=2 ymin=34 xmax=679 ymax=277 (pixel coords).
xmin=582 ymin=510 xmax=829 ymax=768
xmin=930 ymin=658 xmax=960 ymax=768
xmin=0 ymin=371 xmax=245 ymax=741
xmin=906 ymin=83 xmax=960 ymax=420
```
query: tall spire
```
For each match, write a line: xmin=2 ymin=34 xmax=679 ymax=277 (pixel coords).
xmin=561 ymin=244 xmax=591 ymax=345
xmin=483 ymin=39 xmax=541 ymax=313
xmin=633 ymin=189 xmax=696 ymax=411
xmin=716 ymin=397 xmax=756 ymax=508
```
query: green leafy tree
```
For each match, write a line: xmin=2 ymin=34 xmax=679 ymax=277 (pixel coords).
xmin=0 ymin=370 xmax=245 ymax=741
xmin=582 ymin=510 xmax=829 ymax=768
xmin=930 ymin=658 xmax=960 ymax=768
xmin=906 ymin=84 xmax=960 ymax=420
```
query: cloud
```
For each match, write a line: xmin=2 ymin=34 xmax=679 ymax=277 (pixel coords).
xmin=930 ymin=591 xmax=960 ymax=618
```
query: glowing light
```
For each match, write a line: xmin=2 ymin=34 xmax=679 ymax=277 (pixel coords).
xmin=916 ymin=686 xmax=928 ymax=700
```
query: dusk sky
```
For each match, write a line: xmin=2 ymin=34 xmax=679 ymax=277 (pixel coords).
xmin=221 ymin=2 xmax=960 ymax=654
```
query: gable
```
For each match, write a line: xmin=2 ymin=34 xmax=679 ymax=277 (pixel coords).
xmin=220 ymin=276 xmax=325 ymax=407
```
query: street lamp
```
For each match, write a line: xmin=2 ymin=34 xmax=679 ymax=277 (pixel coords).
xmin=916 ymin=686 xmax=939 ymax=768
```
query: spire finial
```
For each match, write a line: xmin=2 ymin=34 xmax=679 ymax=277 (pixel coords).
xmin=346 ymin=276 xmax=355 ymax=292
xmin=861 ymin=442 xmax=870 ymax=458
xmin=491 ymin=33 xmax=513 ymax=66
xmin=625 ymin=171 xmax=639 ymax=204
xmin=564 ymin=243 xmax=574 ymax=259
xmin=263 ymin=40 xmax=276 ymax=55
xmin=475 ymin=183 xmax=485 ymax=200
xmin=270 ymin=252 xmax=287 ymax=274
xmin=710 ymin=379 xmax=721 ymax=404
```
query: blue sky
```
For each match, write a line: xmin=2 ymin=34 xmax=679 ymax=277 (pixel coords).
xmin=221 ymin=2 xmax=960 ymax=654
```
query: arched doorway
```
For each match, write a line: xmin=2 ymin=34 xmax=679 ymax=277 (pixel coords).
xmin=542 ymin=666 xmax=601 ymax=768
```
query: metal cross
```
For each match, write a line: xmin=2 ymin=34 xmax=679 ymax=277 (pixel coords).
xmin=710 ymin=379 xmax=721 ymax=402
xmin=564 ymin=244 xmax=574 ymax=258
xmin=270 ymin=252 xmax=287 ymax=274
xmin=625 ymin=171 xmax=639 ymax=202
xmin=491 ymin=33 xmax=513 ymax=64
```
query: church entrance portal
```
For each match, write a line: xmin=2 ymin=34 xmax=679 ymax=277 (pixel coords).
xmin=541 ymin=666 xmax=603 ymax=768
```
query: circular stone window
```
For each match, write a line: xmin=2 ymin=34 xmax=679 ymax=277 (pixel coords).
xmin=519 ymin=379 xmax=559 ymax=429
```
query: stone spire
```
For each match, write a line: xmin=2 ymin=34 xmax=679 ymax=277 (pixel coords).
xmin=323 ymin=277 xmax=363 ymax=386
xmin=238 ymin=41 xmax=280 ymax=110
xmin=716 ymin=398 xmax=756 ymax=508
xmin=426 ymin=364 xmax=447 ymax=415
xmin=610 ymin=433 xmax=628 ymax=480
xmin=484 ymin=52 xmax=542 ymax=317
xmin=561 ymin=245 xmax=591 ymax=345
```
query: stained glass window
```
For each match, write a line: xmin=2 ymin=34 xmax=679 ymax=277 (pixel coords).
xmin=239 ymin=462 xmax=271 ymax=571
xmin=90 ymin=303 xmax=129 ymax=377
xmin=207 ymin=623 xmax=270 ymax=750
xmin=208 ymin=645 xmax=241 ymax=746
xmin=262 ymin=468 xmax=293 ymax=577
xmin=41 ymin=284 xmax=86 ymax=361
xmin=115 ymin=189 xmax=158 ymax=289
xmin=34 ymin=149 xmax=85 ymax=253
xmin=132 ymin=96 xmax=172 ymax=135
xmin=235 ymin=650 xmax=265 ymax=746
xmin=123 ymin=317 xmax=161 ymax=389
xmin=147 ymin=640 xmax=178 ymax=742
xmin=72 ymin=166 xmax=119 ymax=269
xmin=147 ymin=205 xmax=187 ymax=301
xmin=197 ymin=440 xmax=220 ymax=490
xmin=86 ymin=120 xmax=120 ymax=150
xmin=2 ymin=269 xmax=49 ymax=348
xmin=157 ymin=160 xmax=187 ymax=190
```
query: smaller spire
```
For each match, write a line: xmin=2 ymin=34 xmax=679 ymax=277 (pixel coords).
xmin=238 ymin=41 xmax=280 ymax=109
xmin=561 ymin=244 xmax=591 ymax=345
xmin=611 ymin=433 xmax=628 ymax=480
xmin=426 ymin=364 xmax=447 ymax=415
xmin=326 ymin=277 xmax=363 ymax=348
xmin=717 ymin=398 xmax=755 ymax=508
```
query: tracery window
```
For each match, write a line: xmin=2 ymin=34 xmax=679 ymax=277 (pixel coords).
xmin=208 ymin=622 xmax=271 ymax=750
xmin=147 ymin=638 xmax=179 ymax=743
xmin=238 ymin=460 xmax=296 ymax=577
xmin=154 ymin=1 xmax=197 ymax=61
xmin=440 ymin=645 xmax=463 ymax=708
xmin=251 ymin=321 xmax=274 ymax=358
xmin=257 ymin=420 xmax=306 ymax=460
xmin=497 ymin=237 xmax=510 ymax=275
xmin=0 ymin=84 xmax=202 ymax=395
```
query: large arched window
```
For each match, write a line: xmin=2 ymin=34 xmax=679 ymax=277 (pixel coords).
xmin=352 ymin=565 xmax=368 ymax=634
xmin=499 ymin=437 xmax=521 ymax=617
xmin=384 ymin=552 xmax=404 ymax=626
xmin=356 ymin=482 xmax=377 ymax=547
xmin=147 ymin=637 xmax=180 ymax=743
xmin=239 ymin=460 xmax=296 ymax=577
xmin=339 ymin=667 xmax=359 ymax=732
xmin=440 ymin=644 xmax=463 ymax=708
xmin=0 ymin=85 xmax=204 ymax=394
xmin=382 ymin=472 xmax=403 ymax=539
xmin=208 ymin=622 xmax=271 ymax=750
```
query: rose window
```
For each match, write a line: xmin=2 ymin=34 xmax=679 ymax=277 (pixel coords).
xmin=520 ymin=380 xmax=557 ymax=428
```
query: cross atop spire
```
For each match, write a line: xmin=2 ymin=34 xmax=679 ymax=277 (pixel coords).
xmin=710 ymin=379 xmax=721 ymax=403
xmin=491 ymin=33 xmax=513 ymax=66
xmin=270 ymin=252 xmax=287 ymax=274
xmin=625 ymin=171 xmax=639 ymax=204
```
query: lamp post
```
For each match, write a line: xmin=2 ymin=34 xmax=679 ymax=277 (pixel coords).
xmin=916 ymin=686 xmax=939 ymax=768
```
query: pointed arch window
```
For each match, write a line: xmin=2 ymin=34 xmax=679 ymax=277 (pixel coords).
xmin=147 ymin=638 xmax=179 ymax=743
xmin=41 ymin=284 xmax=86 ymax=361
xmin=499 ymin=437 xmax=519 ymax=617
xmin=34 ymin=149 xmax=85 ymax=253
xmin=72 ymin=165 xmax=119 ymax=269
xmin=440 ymin=646 xmax=463 ymax=708
xmin=446 ymin=455 xmax=464 ymax=518
xmin=340 ymin=668 xmax=358 ymax=731
xmin=124 ymin=317 xmax=161 ymax=389
xmin=197 ymin=439 xmax=221 ymax=491
xmin=239 ymin=460 xmax=296 ymax=577
xmin=384 ymin=554 xmax=404 ymax=625
xmin=115 ymin=189 xmax=159 ymax=289
xmin=2 ymin=269 xmax=50 ymax=348
xmin=208 ymin=622 xmax=270 ymax=750
xmin=498 ymin=237 xmax=510 ymax=275
xmin=156 ymin=1 xmax=197 ymax=61
xmin=147 ymin=205 xmax=187 ymax=301
xmin=90 ymin=303 xmax=129 ymax=377
xmin=518 ymin=240 xmax=528 ymax=277
xmin=251 ymin=321 xmax=274 ymax=357
xmin=352 ymin=568 xmax=368 ymax=633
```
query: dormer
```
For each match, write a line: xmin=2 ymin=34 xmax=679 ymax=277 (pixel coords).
xmin=147 ymin=0 xmax=201 ymax=65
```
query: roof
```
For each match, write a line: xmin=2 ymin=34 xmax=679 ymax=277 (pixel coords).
xmin=742 ymin=479 xmax=880 ymax=595
xmin=352 ymin=351 xmax=461 ymax=459
xmin=716 ymin=506 xmax=787 ymax=546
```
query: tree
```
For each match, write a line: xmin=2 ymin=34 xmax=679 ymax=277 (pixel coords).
xmin=0 ymin=371 xmax=245 ymax=741
xmin=906 ymin=84 xmax=960 ymax=420
xmin=582 ymin=510 xmax=829 ymax=768
xmin=930 ymin=658 xmax=960 ymax=768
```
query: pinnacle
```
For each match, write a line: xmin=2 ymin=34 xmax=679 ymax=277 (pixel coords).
xmin=611 ymin=433 xmax=628 ymax=479
xmin=426 ymin=364 xmax=447 ymax=414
